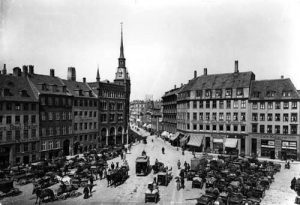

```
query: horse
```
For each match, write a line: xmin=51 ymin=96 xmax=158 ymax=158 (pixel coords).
xmin=33 ymin=186 xmax=55 ymax=205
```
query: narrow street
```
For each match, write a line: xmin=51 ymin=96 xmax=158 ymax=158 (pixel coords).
xmin=2 ymin=131 xmax=299 ymax=205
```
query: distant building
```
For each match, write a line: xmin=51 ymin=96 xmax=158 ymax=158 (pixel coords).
xmin=130 ymin=100 xmax=145 ymax=126
xmin=151 ymin=101 xmax=162 ymax=132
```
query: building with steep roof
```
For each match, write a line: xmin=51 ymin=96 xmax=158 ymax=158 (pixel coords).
xmin=249 ymin=78 xmax=300 ymax=160
xmin=0 ymin=65 xmax=40 ymax=167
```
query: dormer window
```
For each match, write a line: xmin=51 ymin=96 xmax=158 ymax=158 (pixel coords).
xmin=42 ymin=84 xmax=47 ymax=91
xmin=282 ymin=91 xmax=291 ymax=97
xmin=266 ymin=91 xmax=276 ymax=97
xmin=79 ymin=90 xmax=83 ymax=96
xmin=225 ymin=89 xmax=232 ymax=97
xmin=89 ymin=90 xmax=93 ymax=97
xmin=236 ymin=88 xmax=244 ymax=96
xmin=19 ymin=90 xmax=29 ymax=97
xmin=62 ymin=86 xmax=67 ymax=93
xmin=253 ymin=91 xmax=260 ymax=98
xmin=196 ymin=90 xmax=202 ymax=97
xmin=215 ymin=89 xmax=222 ymax=97
xmin=52 ymin=85 xmax=57 ymax=92
xmin=4 ymin=88 xmax=11 ymax=96
xmin=205 ymin=90 xmax=211 ymax=97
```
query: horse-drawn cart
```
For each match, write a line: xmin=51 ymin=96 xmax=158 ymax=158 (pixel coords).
xmin=192 ymin=177 xmax=204 ymax=189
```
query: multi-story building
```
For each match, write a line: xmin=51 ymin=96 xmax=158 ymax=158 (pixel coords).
xmin=28 ymin=68 xmax=73 ymax=160
xmin=0 ymin=65 xmax=40 ymax=167
xmin=63 ymin=72 xmax=99 ymax=154
xmin=150 ymin=101 xmax=163 ymax=133
xmin=162 ymin=85 xmax=184 ymax=134
xmin=130 ymin=100 xmax=145 ymax=126
xmin=249 ymin=78 xmax=300 ymax=160
xmin=89 ymin=26 xmax=130 ymax=146
xmin=177 ymin=61 xmax=255 ymax=154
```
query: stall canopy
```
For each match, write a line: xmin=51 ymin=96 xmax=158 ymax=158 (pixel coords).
xmin=161 ymin=131 xmax=169 ymax=137
xmin=187 ymin=135 xmax=204 ymax=147
xmin=170 ymin=132 xmax=181 ymax=141
xmin=224 ymin=138 xmax=238 ymax=148
xmin=180 ymin=135 xmax=189 ymax=147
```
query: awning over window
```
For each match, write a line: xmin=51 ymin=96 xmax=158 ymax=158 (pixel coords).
xmin=224 ymin=138 xmax=238 ymax=148
xmin=187 ymin=135 xmax=204 ymax=147
xmin=170 ymin=132 xmax=181 ymax=141
xmin=213 ymin=138 xmax=224 ymax=143
xmin=180 ymin=135 xmax=189 ymax=147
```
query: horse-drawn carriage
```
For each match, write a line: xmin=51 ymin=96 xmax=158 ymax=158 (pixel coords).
xmin=227 ymin=192 xmax=245 ymax=205
xmin=136 ymin=156 xmax=150 ymax=176
xmin=192 ymin=177 xmax=204 ymax=189
xmin=0 ymin=179 xmax=21 ymax=199
xmin=145 ymin=182 xmax=159 ymax=203
xmin=107 ymin=166 xmax=129 ymax=187
xmin=157 ymin=172 xmax=171 ymax=186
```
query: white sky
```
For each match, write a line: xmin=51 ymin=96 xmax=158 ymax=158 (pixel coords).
xmin=1 ymin=0 xmax=300 ymax=100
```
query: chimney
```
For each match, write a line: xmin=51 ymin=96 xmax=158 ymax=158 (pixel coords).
xmin=181 ymin=83 xmax=183 ymax=87
xmin=22 ymin=65 xmax=28 ymax=76
xmin=234 ymin=60 xmax=239 ymax=73
xmin=29 ymin=65 xmax=34 ymax=75
xmin=67 ymin=67 xmax=76 ymax=81
xmin=50 ymin=69 xmax=55 ymax=77
xmin=83 ymin=77 xmax=86 ymax=83
xmin=13 ymin=67 xmax=22 ymax=76
xmin=2 ymin=64 xmax=7 ymax=75
xmin=281 ymin=75 xmax=284 ymax=79
xmin=194 ymin=70 xmax=197 ymax=78
xmin=204 ymin=68 xmax=207 ymax=76
xmin=174 ymin=85 xmax=176 ymax=89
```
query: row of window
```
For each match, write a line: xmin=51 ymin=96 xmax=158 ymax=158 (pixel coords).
xmin=15 ymin=142 xmax=37 ymax=153
xmin=74 ymin=122 xmax=98 ymax=131
xmin=178 ymin=100 xmax=247 ymax=110
xmin=40 ymin=96 xmax=72 ymax=107
xmin=40 ymin=112 xmax=72 ymax=121
xmin=101 ymin=90 xmax=125 ymax=99
xmin=179 ymin=88 xmax=244 ymax=99
xmin=185 ymin=123 xmax=246 ymax=132
xmin=74 ymin=99 xmax=97 ymax=107
xmin=74 ymin=110 xmax=97 ymax=118
xmin=0 ymin=129 xmax=37 ymax=141
xmin=99 ymin=101 xmax=124 ymax=111
xmin=40 ymin=126 xmax=72 ymax=137
xmin=41 ymin=140 xmax=60 ymax=151
xmin=252 ymin=101 xmax=297 ymax=110
xmin=252 ymin=90 xmax=292 ymax=98
xmin=74 ymin=134 xmax=97 ymax=142
xmin=100 ymin=114 xmax=124 ymax=123
xmin=252 ymin=124 xmax=297 ymax=135
xmin=179 ymin=112 xmax=247 ymax=122
xmin=0 ymin=115 xmax=37 ymax=124
xmin=0 ymin=102 xmax=37 ymax=111
xmin=252 ymin=113 xmax=298 ymax=122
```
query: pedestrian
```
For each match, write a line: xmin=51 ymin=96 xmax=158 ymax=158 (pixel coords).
xmin=99 ymin=168 xmax=103 ymax=180
xmin=103 ymin=168 xmax=107 ymax=179
xmin=187 ymin=163 xmax=190 ymax=172
xmin=123 ymin=151 xmax=126 ymax=161
xmin=111 ymin=162 xmax=115 ymax=170
xmin=89 ymin=174 xmax=94 ymax=185
xmin=120 ymin=151 xmax=123 ymax=160
xmin=177 ymin=160 xmax=181 ymax=169
xmin=180 ymin=176 xmax=185 ymax=189
xmin=116 ymin=162 xmax=119 ymax=169
xmin=184 ymin=161 xmax=187 ymax=170
xmin=162 ymin=147 xmax=165 ymax=154
xmin=83 ymin=185 xmax=89 ymax=199
xmin=291 ymin=177 xmax=296 ymax=190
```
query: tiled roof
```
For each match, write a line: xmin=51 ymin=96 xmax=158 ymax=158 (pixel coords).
xmin=0 ymin=74 xmax=38 ymax=102
xmin=62 ymin=80 xmax=97 ymax=98
xmin=163 ymin=85 xmax=186 ymax=97
xmin=28 ymin=74 xmax=71 ymax=96
xmin=180 ymin=71 xmax=255 ymax=92
xmin=250 ymin=78 xmax=300 ymax=100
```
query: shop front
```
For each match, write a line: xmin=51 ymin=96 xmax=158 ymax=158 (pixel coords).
xmin=260 ymin=140 xmax=275 ymax=159
xmin=187 ymin=134 xmax=204 ymax=152
xmin=212 ymin=134 xmax=225 ymax=154
xmin=281 ymin=141 xmax=297 ymax=160
xmin=224 ymin=138 xmax=239 ymax=155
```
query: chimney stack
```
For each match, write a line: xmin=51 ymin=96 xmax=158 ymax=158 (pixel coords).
xmin=83 ymin=77 xmax=86 ymax=83
xmin=29 ymin=65 xmax=34 ymax=75
xmin=174 ymin=85 xmax=176 ymax=89
xmin=13 ymin=67 xmax=21 ymax=76
xmin=234 ymin=60 xmax=239 ymax=73
xmin=2 ymin=64 xmax=7 ymax=75
xmin=204 ymin=68 xmax=207 ymax=76
xmin=181 ymin=83 xmax=183 ymax=87
xmin=281 ymin=75 xmax=284 ymax=79
xmin=194 ymin=70 xmax=197 ymax=78
xmin=22 ymin=65 xmax=28 ymax=76
xmin=50 ymin=69 xmax=55 ymax=77
xmin=67 ymin=67 xmax=76 ymax=81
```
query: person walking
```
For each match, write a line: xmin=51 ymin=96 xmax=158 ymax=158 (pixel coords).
xmin=99 ymin=168 xmax=103 ymax=180
xmin=103 ymin=168 xmax=107 ymax=179
xmin=116 ymin=162 xmax=119 ymax=169
xmin=111 ymin=162 xmax=115 ymax=170
xmin=177 ymin=160 xmax=181 ymax=170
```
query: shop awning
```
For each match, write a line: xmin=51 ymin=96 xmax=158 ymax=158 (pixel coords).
xmin=180 ymin=135 xmax=189 ymax=146
xmin=161 ymin=131 xmax=169 ymax=137
xmin=170 ymin=132 xmax=181 ymax=141
xmin=213 ymin=138 xmax=224 ymax=143
xmin=187 ymin=135 xmax=204 ymax=147
xmin=224 ymin=138 xmax=238 ymax=148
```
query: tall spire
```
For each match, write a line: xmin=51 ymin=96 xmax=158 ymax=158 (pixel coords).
xmin=120 ymin=22 xmax=124 ymax=59
xmin=96 ymin=64 xmax=100 ymax=82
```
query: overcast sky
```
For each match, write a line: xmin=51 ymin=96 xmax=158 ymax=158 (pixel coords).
xmin=1 ymin=0 xmax=300 ymax=100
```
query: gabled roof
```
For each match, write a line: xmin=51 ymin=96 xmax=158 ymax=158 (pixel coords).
xmin=163 ymin=84 xmax=186 ymax=97
xmin=180 ymin=71 xmax=255 ymax=93
xmin=0 ymin=74 xmax=38 ymax=102
xmin=250 ymin=78 xmax=300 ymax=100
xmin=62 ymin=80 xmax=97 ymax=98
xmin=28 ymin=74 xmax=71 ymax=96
